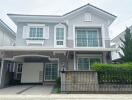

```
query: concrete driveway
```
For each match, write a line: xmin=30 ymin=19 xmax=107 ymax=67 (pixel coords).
xmin=0 ymin=85 xmax=53 ymax=95
xmin=21 ymin=85 xmax=53 ymax=95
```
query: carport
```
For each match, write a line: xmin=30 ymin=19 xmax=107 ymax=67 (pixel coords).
xmin=0 ymin=54 xmax=59 ymax=88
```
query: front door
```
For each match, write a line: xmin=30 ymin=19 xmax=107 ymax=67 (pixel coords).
xmin=44 ymin=63 xmax=58 ymax=81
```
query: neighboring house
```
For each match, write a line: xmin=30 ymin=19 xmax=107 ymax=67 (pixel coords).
xmin=111 ymin=26 xmax=132 ymax=62
xmin=0 ymin=4 xmax=116 ymax=88
xmin=0 ymin=19 xmax=16 ymax=87
xmin=0 ymin=19 xmax=15 ymax=46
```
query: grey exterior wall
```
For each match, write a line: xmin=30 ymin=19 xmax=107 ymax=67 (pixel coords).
xmin=0 ymin=27 xmax=15 ymax=46
xmin=16 ymin=10 xmax=110 ymax=48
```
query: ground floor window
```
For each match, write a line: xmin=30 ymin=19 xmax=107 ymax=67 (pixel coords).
xmin=77 ymin=56 xmax=101 ymax=70
xmin=44 ymin=63 xmax=58 ymax=81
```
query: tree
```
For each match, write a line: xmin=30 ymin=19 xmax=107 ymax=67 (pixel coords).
xmin=119 ymin=27 xmax=132 ymax=62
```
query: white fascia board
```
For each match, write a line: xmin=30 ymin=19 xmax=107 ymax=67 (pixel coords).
xmin=8 ymin=15 xmax=64 ymax=24
xmin=0 ymin=46 xmax=118 ymax=52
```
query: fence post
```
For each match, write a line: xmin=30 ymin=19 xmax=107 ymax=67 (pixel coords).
xmin=61 ymin=71 xmax=66 ymax=92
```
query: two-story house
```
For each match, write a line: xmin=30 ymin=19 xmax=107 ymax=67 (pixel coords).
xmin=0 ymin=4 xmax=116 ymax=88
xmin=0 ymin=19 xmax=16 ymax=87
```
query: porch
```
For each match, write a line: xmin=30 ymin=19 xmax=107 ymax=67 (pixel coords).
xmin=0 ymin=49 xmax=111 ymax=88
xmin=0 ymin=55 xmax=60 ymax=88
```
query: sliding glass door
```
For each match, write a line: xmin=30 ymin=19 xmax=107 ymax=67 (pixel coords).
xmin=77 ymin=57 xmax=101 ymax=70
xmin=44 ymin=63 xmax=58 ymax=81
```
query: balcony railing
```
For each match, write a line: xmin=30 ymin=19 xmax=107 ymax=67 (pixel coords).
xmin=75 ymin=38 xmax=103 ymax=47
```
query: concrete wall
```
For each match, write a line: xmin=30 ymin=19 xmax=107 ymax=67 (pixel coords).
xmin=21 ymin=63 xmax=43 ymax=83
xmin=61 ymin=71 xmax=98 ymax=92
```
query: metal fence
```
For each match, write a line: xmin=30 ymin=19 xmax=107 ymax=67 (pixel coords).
xmin=61 ymin=71 xmax=132 ymax=93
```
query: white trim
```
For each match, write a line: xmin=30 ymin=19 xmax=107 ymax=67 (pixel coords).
xmin=54 ymin=23 xmax=66 ymax=48
xmin=77 ymin=54 xmax=102 ymax=57
xmin=0 ymin=46 xmax=118 ymax=52
xmin=27 ymin=24 xmax=45 ymax=40
xmin=73 ymin=24 xmax=103 ymax=48
xmin=26 ymin=40 xmax=44 ymax=46
xmin=73 ymin=51 xmax=76 ymax=70
xmin=84 ymin=13 xmax=92 ymax=22
xmin=28 ymin=24 xmax=45 ymax=27
xmin=4 ymin=54 xmax=59 ymax=62
xmin=102 ymin=25 xmax=105 ymax=48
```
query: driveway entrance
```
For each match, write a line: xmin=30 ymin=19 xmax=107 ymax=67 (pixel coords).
xmin=0 ymin=85 xmax=53 ymax=95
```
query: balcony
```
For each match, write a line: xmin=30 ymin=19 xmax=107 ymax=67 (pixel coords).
xmin=75 ymin=37 xmax=103 ymax=47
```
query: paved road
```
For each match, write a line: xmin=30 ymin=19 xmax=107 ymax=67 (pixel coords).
xmin=0 ymin=94 xmax=132 ymax=100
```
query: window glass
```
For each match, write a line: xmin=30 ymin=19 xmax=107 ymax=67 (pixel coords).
xmin=57 ymin=41 xmax=63 ymax=45
xmin=56 ymin=28 xmax=64 ymax=40
xmin=29 ymin=27 xmax=43 ymax=38
xmin=78 ymin=58 xmax=89 ymax=70
xmin=78 ymin=57 xmax=101 ymax=70
xmin=45 ymin=63 xmax=58 ymax=80
xmin=90 ymin=58 xmax=101 ymax=68
xmin=56 ymin=28 xmax=64 ymax=46
xmin=76 ymin=28 xmax=100 ymax=47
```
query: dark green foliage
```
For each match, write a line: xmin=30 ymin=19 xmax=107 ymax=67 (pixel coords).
xmin=92 ymin=63 xmax=132 ymax=84
xmin=120 ymin=28 xmax=132 ymax=62
xmin=92 ymin=63 xmax=132 ymax=71
xmin=55 ymin=77 xmax=61 ymax=93
xmin=55 ymin=77 xmax=61 ymax=88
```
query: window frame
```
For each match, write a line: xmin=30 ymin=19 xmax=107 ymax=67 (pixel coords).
xmin=54 ymin=23 xmax=66 ymax=48
xmin=44 ymin=63 xmax=58 ymax=81
xmin=73 ymin=25 xmax=105 ymax=48
xmin=77 ymin=54 xmax=102 ymax=70
xmin=28 ymin=24 xmax=45 ymax=39
xmin=75 ymin=28 xmax=100 ymax=47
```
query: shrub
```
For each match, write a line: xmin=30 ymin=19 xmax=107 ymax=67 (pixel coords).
xmin=92 ymin=63 xmax=132 ymax=84
xmin=55 ymin=77 xmax=61 ymax=88
xmin=92 ymin=63 xmax=132 ymax=71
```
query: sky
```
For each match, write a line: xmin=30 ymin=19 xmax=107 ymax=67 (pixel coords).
xmin=0 ymin=0 xmax=132 ymax=39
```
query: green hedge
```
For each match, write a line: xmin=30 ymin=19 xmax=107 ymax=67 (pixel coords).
xmin=92 ymin=63 xmax=132 ymax=84
xmin=92 ymin=63 xmax=132 ymax=71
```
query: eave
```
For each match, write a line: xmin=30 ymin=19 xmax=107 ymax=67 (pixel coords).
xmin=0 ymin=46 xmax=118 ymax=52
xmin=7 ymin=4 xmax=116 ymax=25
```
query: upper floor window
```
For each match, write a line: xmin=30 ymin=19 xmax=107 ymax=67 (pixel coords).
xmin=54 ymin=23 xmax=66 ymax=47
xmin=29 ymin=27 xmax=43 ymax=38
xmin=75 ymin=28 xmax=102 ymax=47
xmin=23 ymin=24 xmax=49 ymax=40
xmin=56 ymin=28 xmax=64 ymax=45
xmin=23 ymin=24 xmax=49 ymax=46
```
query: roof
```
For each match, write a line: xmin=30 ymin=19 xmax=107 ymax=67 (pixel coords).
xmin=0 ymin=19 xmax=16 ymax=37
xmin=8 ymin=3 xmax=116 ymax=24
xmin=112 ymin=25 xmax=132 ymax=42
xmin=63 ymin=3 xmax=116 ymax=17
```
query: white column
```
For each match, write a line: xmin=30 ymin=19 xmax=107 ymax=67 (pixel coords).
xmin=103 ymin=52 xmax=107 ymax=64
xmin=74 ymin=51 xmax=76 ymax=70
xmin=0 ymin=60 xmax=4 ymax=87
